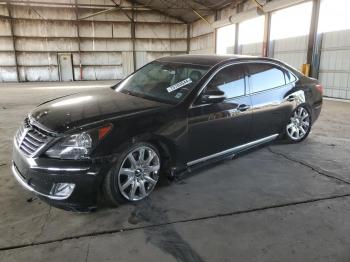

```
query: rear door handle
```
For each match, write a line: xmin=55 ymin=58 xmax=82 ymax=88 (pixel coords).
xmin=287 ymin=96 xmax=295 ymax=102
xmin=237 ymin=104 xmax=250 ymax=112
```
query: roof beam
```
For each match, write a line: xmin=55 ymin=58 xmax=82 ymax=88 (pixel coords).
xmin=78 ymin=6 xmax=119 ymax=20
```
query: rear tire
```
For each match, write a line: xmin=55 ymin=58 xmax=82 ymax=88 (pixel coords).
xmin=285 ymin=105 xmax=312 ymax=143
xmin=103 ymin=142 xmax=161 ymax=206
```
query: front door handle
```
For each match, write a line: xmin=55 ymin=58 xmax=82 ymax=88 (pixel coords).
xmin=237 ymin=104 xmax=250 ymax=112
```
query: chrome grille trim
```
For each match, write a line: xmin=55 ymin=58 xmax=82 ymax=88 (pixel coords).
xmin=15 ymin=118 xmax=53 ymax=157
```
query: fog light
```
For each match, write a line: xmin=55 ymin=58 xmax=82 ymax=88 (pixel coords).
xmin=50 ymin=183 xmax=75 ymax=198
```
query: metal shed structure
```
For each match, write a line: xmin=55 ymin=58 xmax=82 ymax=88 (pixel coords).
xmin=0 ymin=0 xmax=349 ymax=99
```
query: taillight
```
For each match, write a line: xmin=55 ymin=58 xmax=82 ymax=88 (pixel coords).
xmin=315 ymin=84 xmax=323 ymax=95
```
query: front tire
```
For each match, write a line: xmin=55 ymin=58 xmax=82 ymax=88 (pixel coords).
xmin=103 ymin=142 xmax=161 ymax=206
xmin=285 ymin=105 xmax=312 ymax=143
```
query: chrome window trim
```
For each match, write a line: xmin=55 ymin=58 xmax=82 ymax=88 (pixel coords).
xmin=187 ymin=134 xmax=279 ymax=167
xmin=190 ymin=60 xmax=298 ymax=109
xmin=246 ymin=62 xmax=298 ymax=96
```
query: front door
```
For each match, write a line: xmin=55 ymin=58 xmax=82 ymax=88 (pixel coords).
xmin=187 ymin=64 xmax=253 ymax=164
xmin=58 ymin=53 xmax=74 ymax=81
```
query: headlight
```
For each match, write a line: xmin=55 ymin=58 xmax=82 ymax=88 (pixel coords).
xmin=45 ymin=124 xmax=112 ymax=160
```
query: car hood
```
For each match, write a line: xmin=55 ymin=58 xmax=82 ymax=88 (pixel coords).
xmin=30 ymin=87 xmax=170 ymax=133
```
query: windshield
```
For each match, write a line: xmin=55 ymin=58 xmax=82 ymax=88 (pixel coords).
xmin=115 ymin=61 xmax=210 ymax=104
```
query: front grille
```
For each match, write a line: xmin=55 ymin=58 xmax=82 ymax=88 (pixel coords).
xmin=15 ymin=118 xmax=53 ymax=157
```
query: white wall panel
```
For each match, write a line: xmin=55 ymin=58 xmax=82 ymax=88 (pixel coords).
xmin=273 ymin=35 xmax=308 ymax=70
xmin=0 ymin=5 xmax=8 ymax=16
xmin=190 ymin=33 xmax=215 ymax=54
xmin=74 ymin=66 xmax=124 ymax=81
xmin=135 ymin=51 xmax=186 ymax=69
xmin=79 ymin=10 xmax=130 ymax=22
xmin=14 ymin=20 xmax=77 ymax=37
xmin=241 ymin=43 xmax=263 ymax=56
xmin=17 ymin=52 xmax=58 ymax=66
xmin=77 ymin=0 xmax=118 ymax=5
xmin=112 ymin=23 xmax=131 ymax=38
xmin=135 ymin=51 xmax=147 ymax=69
xmin=190 ymin=15 xmax=215 ymax=38
xmin=136 ymin=24 xmax=187 ymax=39
xmin=135 ymin=39 xmax=187 ymax=52
xmin=146 ymin=51 xmax=185 ymax=62
xmin=19 ymin=67 xmax=59 ymax=81
xmin=0 ymin=37 xmax=14 ymax=51
xmin=135 ymin=11 xmax=182 ymax=23
xmin=319 ymin=29 xmax=350 ymax=99
xmin=274 ymin=35 xmax=309 ymax=52
xmin=0 ymin=2 xmax=187 ymax=82
xmin=79 ymin=22 xmax=131 ymax=38
xmin=0 ymin=19 xmax=11 ymax=36
xmin=79 ymin=39 xmax=132 ymax=52
xmin=0 ymin=67 xmax=17 ymax=82
xmin=11 ymin=6 xmax=75 ymax=20
xmin=16 ymin=38 xmax=79 ymax=52
xmin=322 ymin=30 xmax=350 ymax=49
xmin=274 ymin=52 xmax=306 ymax=70
xmin=122 ymin=52 xmax=134 ymax=77
xmin=79 ymin=22 xmax=111 ymax=38
xmin=73 ymin=52 xmax=122 ymax=66
xmin=0 ymin=52 xmax=16 ymax=66
xmin=190 ymin=48 xmax=214 ymax=55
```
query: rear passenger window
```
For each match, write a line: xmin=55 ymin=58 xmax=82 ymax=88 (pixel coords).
xmin=206 ymin=65 xmax=246 ymax=99
xmin=248 ymin=63 xmax=286 ymax=93
xmin=285 ymin=70 xmax=297 ymax=84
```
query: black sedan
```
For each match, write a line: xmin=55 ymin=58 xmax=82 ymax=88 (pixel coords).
xmin=12 ymin=55 xmax=323 ymax=211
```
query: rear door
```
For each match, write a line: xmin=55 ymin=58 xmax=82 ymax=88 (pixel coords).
xmin=187 ymin=64 xmax=253 ymax=163
xmin=246 ymin=62 xmax=297 ymax=140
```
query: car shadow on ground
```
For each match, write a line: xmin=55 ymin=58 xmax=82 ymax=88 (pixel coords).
xmin=97 ymin=139 xmax=284 ymax=212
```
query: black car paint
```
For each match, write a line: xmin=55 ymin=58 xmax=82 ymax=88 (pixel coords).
xmin=12 ymin=55 xmax=322 ymax=211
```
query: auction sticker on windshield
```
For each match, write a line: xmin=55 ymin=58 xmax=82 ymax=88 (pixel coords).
xmin=167 ymin=78 xmax=192 ymax=93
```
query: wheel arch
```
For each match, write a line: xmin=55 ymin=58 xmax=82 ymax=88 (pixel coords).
xmin=128 ymin=133 xmax=176 ymax=175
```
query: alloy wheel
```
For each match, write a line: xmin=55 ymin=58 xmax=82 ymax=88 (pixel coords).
xmin=286 ymin=107 xmax=311 ymax=141
xmin=117 ymin=146 xmax=160 ymax=201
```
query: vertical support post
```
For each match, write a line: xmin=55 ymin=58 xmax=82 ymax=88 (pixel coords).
xmin=213 ymin=10 xmax=219 ymax=54
xmin=234 ymin=3 xmax=243 ymax=55
xmin=131 ymin=1 xmax=136 ymax=71
xmin=6 ymin=2 xmax=20 ymax=82
xmin=234 ymin=23 xmax=240 ymax=54
xmin=262 ymin=12 xmax=271 ymax=57
xmin=312 ymin=33 xmax=323 ymax=79
xmin=186 ymin=23 xmax=191 ymax=54
xmin=74 ymin=0 xmax=82 ymax=81
xmin=307 ymin=0 xmax=321 ymax=78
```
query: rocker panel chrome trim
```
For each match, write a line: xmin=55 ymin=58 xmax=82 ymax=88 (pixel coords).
xmin=187 ymin=134 xmax=279 ymax=167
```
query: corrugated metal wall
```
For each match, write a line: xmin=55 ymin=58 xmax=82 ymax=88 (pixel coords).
xmin=272 ymin=36 xmax=309 ymax=71
xmin=0 ymin=0 xmax=187 ymax=82
xmin=241 ymin=43 xmax=263 ymax=56
xmin=189 ymin=15 xmax=215 ymax=55
xmin=319 ymin=29 xmax=350 ymax=99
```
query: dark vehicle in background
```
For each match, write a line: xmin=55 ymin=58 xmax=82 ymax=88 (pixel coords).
xmin=12 ymin=55 xmax=323 ymax=211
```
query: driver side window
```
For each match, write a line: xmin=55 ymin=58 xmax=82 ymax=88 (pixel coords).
xmin=206 ymin=65 xmax=246 ymax=99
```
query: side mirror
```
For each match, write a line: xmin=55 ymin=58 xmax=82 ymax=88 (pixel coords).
xmin=201 ymin=90 xmax=226 ymax=104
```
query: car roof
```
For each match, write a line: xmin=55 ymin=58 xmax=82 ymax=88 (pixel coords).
xmin=155 ymin=54 xmax=302 ymax=77
xmin=156 ymin=54 xmax=283 ymax=68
